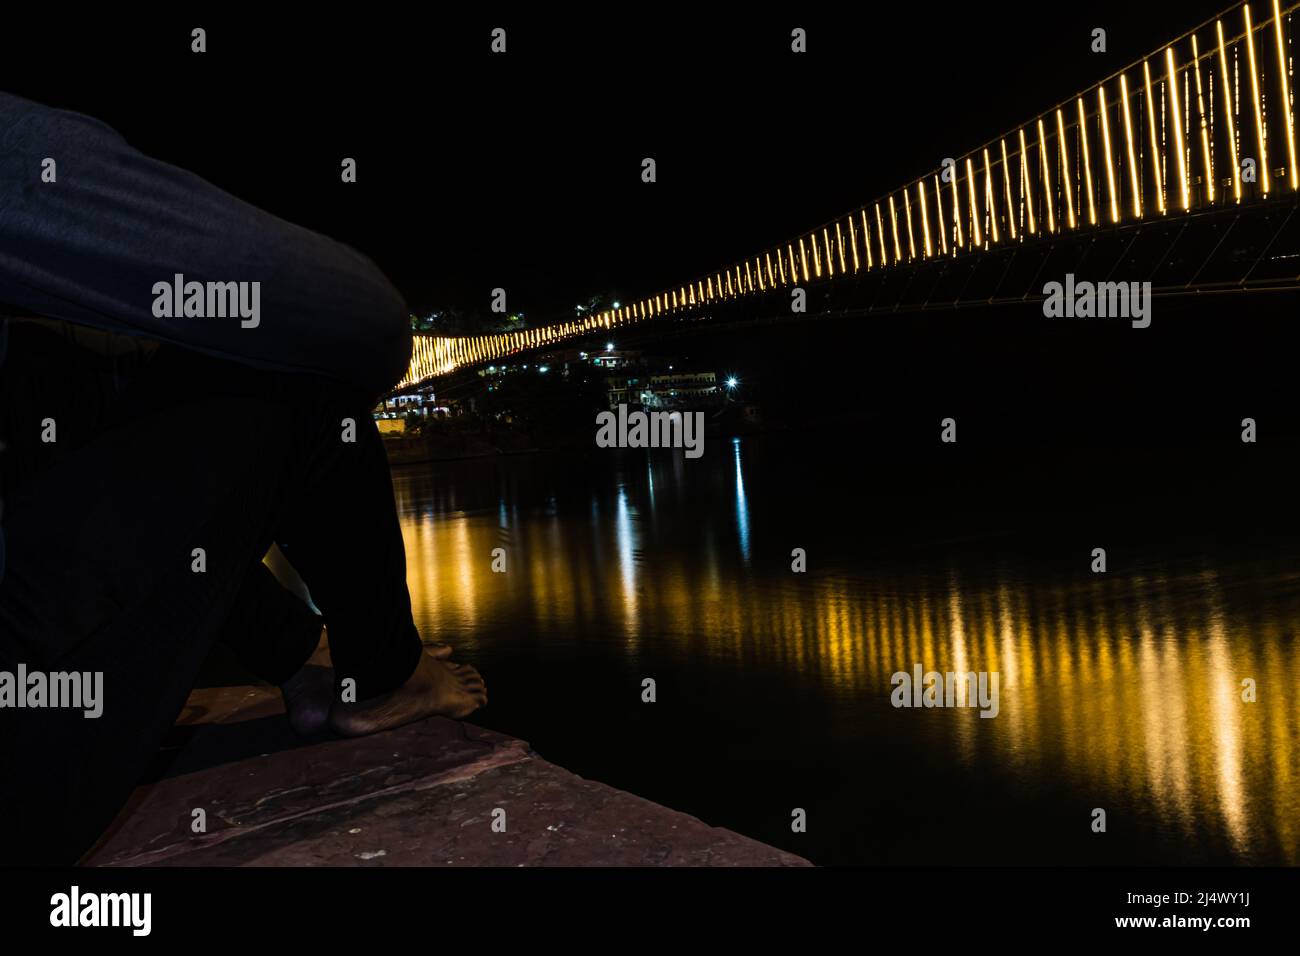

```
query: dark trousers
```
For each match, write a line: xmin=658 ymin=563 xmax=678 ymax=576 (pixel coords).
xmin=0 ymin=322 xmax=423 ymax=864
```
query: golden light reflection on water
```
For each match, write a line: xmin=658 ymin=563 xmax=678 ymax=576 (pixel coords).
xmin=393 ymin=459 xmax=1300 ymax=863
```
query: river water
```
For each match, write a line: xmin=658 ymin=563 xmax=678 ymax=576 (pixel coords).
xmin=391 ymin=432 xmax=1300 ymax=866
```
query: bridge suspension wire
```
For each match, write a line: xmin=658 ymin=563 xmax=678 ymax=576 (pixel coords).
xmin=398 ymin=0 xmax=1300 ymax=389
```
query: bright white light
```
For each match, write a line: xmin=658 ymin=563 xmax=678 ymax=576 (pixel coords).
xmin=606 ymin=342 xmax=614 ymax=351
xmin=726 ymin=377 xmax=738 ymax=388
xmin=612 ymin=300 xmax=621 ymax=309
xmin=539 ymin=366 xmax=549 ymax=373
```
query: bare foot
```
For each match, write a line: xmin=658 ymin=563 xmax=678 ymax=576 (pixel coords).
xmin=280 ymin=633 xmax=333 ymax=736
xmin=281 ymin=662 xmax=334 ymax=736
xmin=329 ymin=647 xmax=487 ymax=737
xmin=281 ymin=641 xmax=455 ymax=736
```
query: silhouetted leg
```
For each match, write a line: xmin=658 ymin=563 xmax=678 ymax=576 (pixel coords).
xmin=270 ymin=400 xmax=424 ymax=700
xmin=0 ymin=339 xmax=420 ymax=864
xmin=215 ymin=561 xmax=323 ymax=687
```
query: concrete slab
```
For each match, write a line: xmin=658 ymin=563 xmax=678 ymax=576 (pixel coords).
xmin=86 ymin=681 xmax=809 ymax=868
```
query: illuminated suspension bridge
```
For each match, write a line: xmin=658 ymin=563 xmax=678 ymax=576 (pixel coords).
xmin=398 ymin=0 xmax=1300 ymax=389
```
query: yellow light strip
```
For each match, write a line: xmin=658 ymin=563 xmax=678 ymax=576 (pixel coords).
xmin=862 ymin=209 xmax=874 ymax=269
xmin=1120 ymin=74 xmax=1143 ymax=217
xmin=1077 ymin=97 xmax=1098 ymax=224
xmin=1274 ymin=0 xmax=1298 ymax=190
xmin=1038 ymin=118 xmax=1056 ymax=232
xmin=934 ymin=174 xmax=949 ymax=253
xmin=1000 ymin=139 xmax=1018 ymax=238
xmin=1099 ymin=87 xmax=1120 ymax=222
xmin=1166 ymin=47 xmax=1191 ymax=210
xmin=1245 ymin=3 xmax=1271 ymax=194
xmin=1055 ymin=108 xmax=1077 ymax=229
xmin=1143 ymin=60 xmax=1167 ymax=213
xmin=919 ymin=180 xmax=933 ymax=257
xmin=1019 ymin=128 xmax=1037 ymax=234
xmin=950 ymin=167 xmax=964 ymax=247
xmin=836 ymin=222 xmax=847 ymax=272
xmin=982 ymin=148 xmax=1000 ymax=243
xmin=766 ymin=252 xmax=776 ymax=286
xmin=848 ymin=217 xmax=860 ymax=272
xmin=799 ymin=236 xmax=810 ymax=281
xmin=903 ymin=190 xmax=918 ymax=259
xmin=888 ymin=195 xmax=903 ymax=262
xmin=788 ymin=243 xmax=797 ymax=282
xmin=875 ymin=203 xmax=889 ymax=264
xmin=823 ymin=227 xmax=834 ymax=277
xmin=966 ymin=157 xmax=983 ymax=245
xmin=1190 ymin=34 xmax=1215 ymax=204
xmin=1217 ymin=20 xmax=1242 ymax=201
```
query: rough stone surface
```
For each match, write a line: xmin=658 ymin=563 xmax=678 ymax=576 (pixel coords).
xmin=86 ymin=683 xmax=810 ymax=868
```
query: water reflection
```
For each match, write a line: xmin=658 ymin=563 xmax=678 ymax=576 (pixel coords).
xmin=733 ymin=437 xmax=750 ymax=566
xmin=392 ymin=446 xmax=1300 ymax=864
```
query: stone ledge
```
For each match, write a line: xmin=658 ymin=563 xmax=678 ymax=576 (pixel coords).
xmin=86 ymin=684 xmax=810 ymax=868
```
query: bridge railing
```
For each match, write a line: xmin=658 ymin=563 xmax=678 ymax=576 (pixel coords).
xmin=399 ymin=0 xmax=1300 ymax=387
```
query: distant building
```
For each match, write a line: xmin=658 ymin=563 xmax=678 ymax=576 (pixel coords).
xmin=605 ymin=374 xmax=644 ymax=409
xmin=591 ymin=347 xmax=640 ymax=369
xmin=374 ymin=386 xmax=445 ymax=422
xmin=640 ymin=371 xmax=720 ymax=409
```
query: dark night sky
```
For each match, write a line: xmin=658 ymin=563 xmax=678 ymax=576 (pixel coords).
xmin=1 ymin=3 xmax=1231 ymax=322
